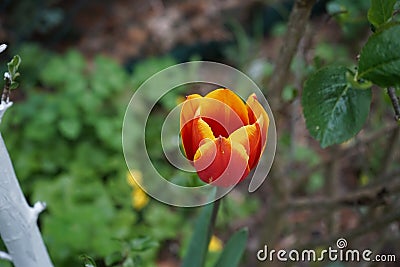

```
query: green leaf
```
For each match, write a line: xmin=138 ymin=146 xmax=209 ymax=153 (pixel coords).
xmin=10 ymin=81 xmax=19 ymax=90
xmin=58 ymin=119 xmax=81 ymax=139
xmin=358 ymin=24 xmax=400 ymax=87
xmin=367 ymin=0 xmax=396 ymax=28
xmin=302 ymin=66 xmax=371 ymax=148
xmin=213 ymin=228 xmax=248 ymax=267
xmin=129 ymin=236 xmax=159 ymax=252
xmin=282 ymin=85 xmax=297 ymax=102
xmin=181 ymin=202 xmax=214 ymax=267
xmin=6 ymin=55 xmax=21 ymax=89
xmin=7 ymin=55 xmax=21 ymax=76
xmin=346 ymin=71 xmax=372 ymax=90
xmin=306 ymin=173 xmax=324 ymax=193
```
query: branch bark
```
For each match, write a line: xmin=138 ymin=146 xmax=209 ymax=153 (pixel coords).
xmin=289 ymin=123 xmax=398 ymax=193
xmin=0 ymin=103 xmax=54 ymax=267
xmin=268 ymin=0 xmax=316 ymax=106
xmin=296 ymin=208 xmax=400 ymax=250
xmin=388 ymin=87 xmax=400 ymax=121
xmin=282 ymin=169 xmax=400 ymax=211
xmin=1 ymin=73 xmax=11 ymax=104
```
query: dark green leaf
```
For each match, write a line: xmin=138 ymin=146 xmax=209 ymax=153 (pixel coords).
xmin=358 ymin=24 xmax=400 ymax=87
xmin=302 ymin=66 xmax=371 ymax=148
xmin=181 ymin=202 xmax=214 ymax=267
xmin=368 ymin=0 xmax=396 ymax=28
xmin=213 ymin=228 xmax=248 ymax=267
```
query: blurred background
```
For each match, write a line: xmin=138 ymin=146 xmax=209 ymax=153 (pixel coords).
xmin=0 ymin=0 xmax=399 ymax=266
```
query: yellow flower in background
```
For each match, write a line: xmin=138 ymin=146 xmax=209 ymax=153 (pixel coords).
xmin=127 ymin=170 xmax=149 ymax=210
xmin=126 ymin=170 xmax=142 ymax=187
xmin=208 ymin=235 xmax=223 ymax=252
xmin=131 ymin=188 xmax=149 ymax=210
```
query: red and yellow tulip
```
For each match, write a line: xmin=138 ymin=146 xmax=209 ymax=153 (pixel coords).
xmin=180 ymin=88 xmax=269 ymax=187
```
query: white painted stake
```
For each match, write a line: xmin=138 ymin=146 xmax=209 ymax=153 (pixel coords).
xmin=0 ymin=102 xmax=54 ymax=267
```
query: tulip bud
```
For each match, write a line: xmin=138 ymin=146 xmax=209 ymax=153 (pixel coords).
xmin=180 ymin=88 xmax=269 ymax=187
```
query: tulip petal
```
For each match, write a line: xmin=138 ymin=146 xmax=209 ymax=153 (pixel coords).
xmin=205 ymin=89 xmax=249 ymax=124
xmin=193 ymin=136 xmax=250 ymax=187
xmin=246 ymin=94 xmax=269 ymax=151
xmin=180 ymin=94 xmax=204 ymax=161
xmin=181 ymin=117 xmax=215 ymax=161
xmin=230 ymin=123 xmax=261 ymax=170
xmin=200 ymin=88 xmax=249 ymax=137
xmin=180 ymin=94 xmax=202 ymax=127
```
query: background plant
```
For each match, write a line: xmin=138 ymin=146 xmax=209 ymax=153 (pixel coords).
xmin=302 ymin=0 xmax=400 ymax=148
xmin=0 ymin=44 xmax=260 ymax=267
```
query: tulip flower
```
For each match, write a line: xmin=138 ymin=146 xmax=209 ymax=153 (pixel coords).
xmin=180 ymin=88 xmax=269 ymax=187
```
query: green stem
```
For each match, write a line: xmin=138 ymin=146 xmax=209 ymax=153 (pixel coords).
xmin=207 ymin=197 xmax=221 ymax=241
xmin=203 ymin=189 xmax=223 ymax=267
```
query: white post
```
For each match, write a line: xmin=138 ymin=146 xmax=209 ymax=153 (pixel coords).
xmin=0 ymin=102 xmax=54 ymax=267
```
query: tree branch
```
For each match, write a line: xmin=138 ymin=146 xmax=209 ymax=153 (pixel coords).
xmin=388 ymin=87 xmax=400 ymax=121
xmin=325 ymin=145 xmax=340 ymax=234
xmin=1 ymin=73 xmax=11 ymax=104
xmin=296 ymin=208 xmax=400 ymax=250
xmin=290 ymin=123 xmax=398 ymax=192
xmin=268 ymin=0 xmax=316 ymax=105
xmin=377 ymin=126 xmax=399 ymax=176
xmin=282 ymin=169 xmax=400 ymax=211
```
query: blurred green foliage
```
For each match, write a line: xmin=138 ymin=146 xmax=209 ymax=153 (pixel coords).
xmin=0 ymin=43 xmax=260 ymax=266
xmin=1 ymin=44 xmax=138 ymax=266
xmin=326 ymin=0 xmax=370 ymax=38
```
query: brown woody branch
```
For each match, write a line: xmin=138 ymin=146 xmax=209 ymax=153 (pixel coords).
xmin=268 ymin=0 xmax=316 ymax=105
xmin=388 ymin=87 xmax=400 ymax=121
xmin=296 ymin=208 xmax=400 ymax=250
xmin=290 ymin=123 xmax=398 ymax=192
xmin=282 ymin=169 xmax=400 ymax=211
xmin=1 ymin=74 xmax=11 ymax=104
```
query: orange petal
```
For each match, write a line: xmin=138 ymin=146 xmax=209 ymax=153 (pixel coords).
xmin=200 ymin=89 xmax=249 ymax=137
xmin=230 ymin=123 xmax=261 ymax=170
xmin=180 ymin=94 xmax=204 ymax=161
xmin=193 ymin=136 xmax=250 ymax=187
xmin=246 ymin=94 xmax=269 ymax=151
xmin=205 ymin=89 xmax=249 ymax=124
xmin=181 ymin=117 xmax=215 ymax=161
xmin=180 ymin=94 xmax=202 ymax=128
